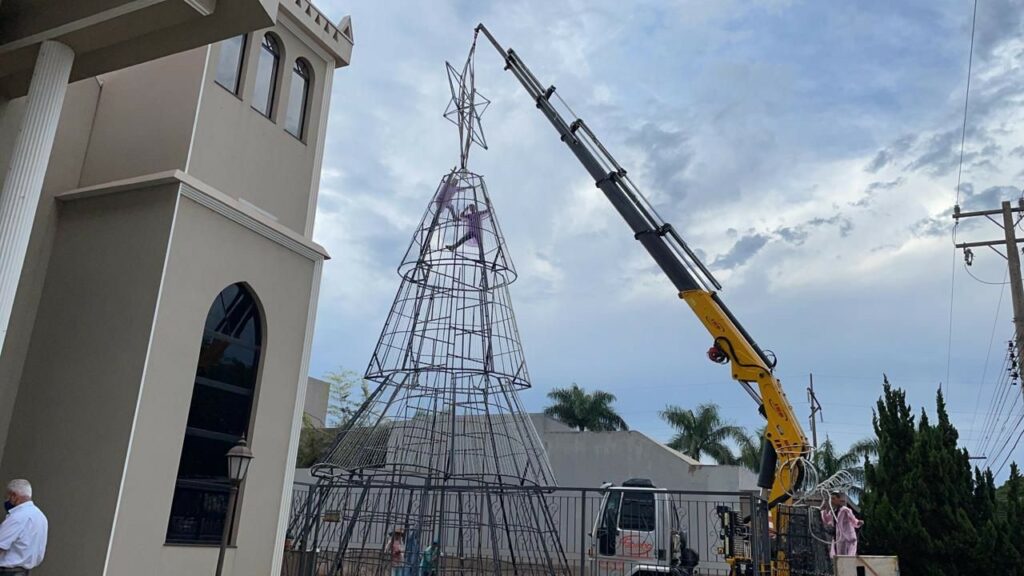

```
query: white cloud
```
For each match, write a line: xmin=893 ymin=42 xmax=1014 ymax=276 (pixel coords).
xmin=309 ymin=0 xmax=1024 ymax=465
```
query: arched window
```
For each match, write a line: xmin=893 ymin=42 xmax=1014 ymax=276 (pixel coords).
xmin=214 ymin=34 xmax=247 ymax=94
xmin=166 ymin=284 xmax=262 ymax=545
xmin=251 ymin=34 xmax=281 ymax=118
xmin=285 ymin=59 xmax=311 ymax=139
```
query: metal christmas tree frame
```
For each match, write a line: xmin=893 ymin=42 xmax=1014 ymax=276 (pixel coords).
xmin=307 ymin=33 xmax=571 ymax=576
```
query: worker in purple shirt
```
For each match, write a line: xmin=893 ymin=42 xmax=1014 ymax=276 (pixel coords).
xmin=820 ymin=491 xmax=862 ymax=557
xmin=445 ymin=203 xmax=490 ymax=251
xmin=0 ymin=479 xmax=48 ymax=575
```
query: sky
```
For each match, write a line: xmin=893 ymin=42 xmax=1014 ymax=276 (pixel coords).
xmin=307 ymin=0 xmax=1024 ymax=477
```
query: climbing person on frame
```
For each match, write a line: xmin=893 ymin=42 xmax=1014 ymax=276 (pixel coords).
xmin=434 ymin=176 xmax=460 ymax=221
xmin=820 ymin=491 xmax=862 ymax=557
xmin=445 ymin=203 xmax=490 ymax=251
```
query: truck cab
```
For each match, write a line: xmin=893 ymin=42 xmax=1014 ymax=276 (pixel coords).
xmin=589 ymin=479 xmax=699 ymax=576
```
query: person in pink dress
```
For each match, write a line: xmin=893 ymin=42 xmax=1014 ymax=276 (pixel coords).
xmin=388 ymin=528 xmax=406 ymax=576
xmin=820 ymin=491 xmax=863 ymax=557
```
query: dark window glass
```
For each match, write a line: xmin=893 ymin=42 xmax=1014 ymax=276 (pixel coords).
xmin=285 ymin=59 xmax=310 ymax=138
xmin=195 ymin=334 xmax=259 ymax=388
xmin=597 ymin=492 xmax=622 ymax=555
xmin=167 ymin=482 xmax=231 ymax=545
xmin=167 ymin=284 xmax=262 ymax=545
xmin=215 ymin=35 xmax=246 ymax=94
xmin=252 ymin=34 xmax=280 ymax=117
xmin=619 ymin=491 xmax=656 ymax=532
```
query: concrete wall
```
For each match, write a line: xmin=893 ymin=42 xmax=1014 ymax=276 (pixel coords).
xmin=0 ymin=78 xmax=101 ymax=465
xmin=188 ymin=22 xmax=332 ymax=234
xmin=530 ymin=415 xmax=758 ymax=492
xmin=0 ymin=185 xmax=178 ymax=576
xmin=0 ymin=6 xmax=341 ymax=575
xmin=78 ymin=48 xmax=206 ymax=187
xmin=105 ymin=191 xmax=317 ymax=576
xmin=305 ymin=376 xmax=330 ymax=426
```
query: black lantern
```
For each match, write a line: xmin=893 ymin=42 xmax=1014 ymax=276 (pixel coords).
xmin=226 ymin=438 xmax=254 ymax=483
xmin=216 ymin=437 xmax=254 ymax=576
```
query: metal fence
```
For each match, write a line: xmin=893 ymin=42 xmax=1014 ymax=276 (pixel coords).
xmin=282 ymin=481 xmax=831 ymax=576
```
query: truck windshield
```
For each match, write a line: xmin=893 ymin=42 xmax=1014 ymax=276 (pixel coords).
xmin=619 ymin=491 xmax=656 ymax=532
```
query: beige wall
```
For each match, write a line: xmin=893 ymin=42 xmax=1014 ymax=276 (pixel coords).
xmin=305 ymin=376 xmax=330 ymax=426
xmin=188 ymin=23 xmax=332 ymax=234
xmin=0 ymin=5 xmax=341 ymax=575
xmin=105 ymin=192 xmax=317 ymax=576
xmin=0 ymin=14 xmax=334 ymax=464
xmin=0 ymin=185 xmax=178 ymax=576
xmin=0 ymin=78 xmax=102 ymax=465
xmin=78 ymin=49 xmax=206 ymax=187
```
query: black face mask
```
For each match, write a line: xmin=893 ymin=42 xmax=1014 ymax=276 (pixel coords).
xmin=3 ymin=501 xmax=13 ymax=512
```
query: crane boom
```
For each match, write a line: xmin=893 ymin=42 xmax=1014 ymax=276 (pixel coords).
xmin=475 ymin=24 xmax=810 ymax=507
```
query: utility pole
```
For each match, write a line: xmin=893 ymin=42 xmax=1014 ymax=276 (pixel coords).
xmin=807 ymin=373 xmax=822 ymax=449
xmin=954 ymin=198 xmax=1024 ymax=371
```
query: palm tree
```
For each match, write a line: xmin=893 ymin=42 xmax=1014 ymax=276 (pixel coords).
xmin=812 ymin=436 xmax=877 ymax=499
xmin=735 ymin=426 xmax=767 ymax=473
xmin=661 ymin=403 xmax=746 ymax=464
xmin=543 ymin=384 xmax=629 ymax=431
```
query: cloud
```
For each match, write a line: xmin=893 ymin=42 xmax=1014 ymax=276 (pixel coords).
xmin=309 ymin=0 xmax=1024 ymax=461
xmin=865 ymin=136 xmax=916 ymax=173
xmin=712 ymin=234 xmax=770 ymax=269
xmin=961 ymin=185 xmax=1021 ymax=212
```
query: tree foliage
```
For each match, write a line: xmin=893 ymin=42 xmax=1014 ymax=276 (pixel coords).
xmin=543 ymin=384 xmax=629 ymax=431
xmin=812 ymin=436 xmax=877 ymax=500
xmin=296 ymin=413 xmax=335 ymax=468
xmin=325 ymin=368 xmax=371 ymax=427
xmin=661 ymin=403 xmax=745 ymax=464
xmin=860 ymin=377 xmax=1023 ymax=575
xmin=734 ymin=426 xmax=766 ymax=473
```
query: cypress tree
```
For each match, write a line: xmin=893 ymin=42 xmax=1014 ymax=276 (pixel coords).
xmin=858 ymin=379 xmax=1024 ymax=575
xmin=861 ymin=379 xmax=931 ymax=572
xmin=1004 ymin=464 xmax=1024 ymax=574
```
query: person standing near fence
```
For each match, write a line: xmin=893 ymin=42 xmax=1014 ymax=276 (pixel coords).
xmin=420 ymin=540 xmax=439 ymax=576
xmin=389 ymin=528 xmax=406 ymax=576
xmin=820 ymin=491 xmax=862 ymax=557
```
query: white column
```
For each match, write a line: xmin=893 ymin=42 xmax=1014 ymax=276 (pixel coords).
xmin=0 ymin=41 xmax=74 ymax=350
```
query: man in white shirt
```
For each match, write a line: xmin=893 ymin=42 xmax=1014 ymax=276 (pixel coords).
xmin=0 ymin=479 xmax=47 ymax=575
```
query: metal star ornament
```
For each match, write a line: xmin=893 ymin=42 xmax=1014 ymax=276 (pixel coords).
xmin=444 ymin=38 xmax=490 ymax=168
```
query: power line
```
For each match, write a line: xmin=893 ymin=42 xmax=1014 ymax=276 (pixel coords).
xmin=995 ymin=423 xmax=1024 ymax=478
xmin=978 ymin=344 xmax=1015 ymax=456
xmin=989 ymin=402 xmax=1024 ymax=475
xmin=954 ymin=0 xmax=979 ymax=209
xmin=979 ymin=359 xmax=1013 ymax=457
xmin=970 ymin=275 xmax=1009 ymax=452
xmin=978 ymin=358 xmax=1019 ymax=457
xmin=948 ymin=0 xmax=979 ymax=403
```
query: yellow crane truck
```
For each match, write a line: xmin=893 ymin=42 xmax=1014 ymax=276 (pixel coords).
xmin=476 ymin=24 xmax=814 ymax=576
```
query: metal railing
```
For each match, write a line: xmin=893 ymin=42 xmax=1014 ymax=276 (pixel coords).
xmin=283 ymin=481 xmax=831 ymax=576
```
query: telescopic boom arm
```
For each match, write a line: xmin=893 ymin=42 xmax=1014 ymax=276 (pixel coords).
xmin=475 ymin=24 xmax=810 ymax=506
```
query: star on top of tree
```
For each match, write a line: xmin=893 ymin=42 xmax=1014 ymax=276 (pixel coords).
xmin=443 ymin=44 xmax=490 ymax=168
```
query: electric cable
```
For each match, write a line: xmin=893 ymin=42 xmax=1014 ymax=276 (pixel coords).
xmin=982 ymin=366 xmax=1021 ymax=460
xmin=954 ymin=0 xmax=979 ymax=210
xmin=946 ymin=0 xmax=979 ymax=397
xmin=970 ymin=273 xmax=1008 ymax=453
xmin=978 ymin=347 xmax=1014 ymax=456
xmin=995 ymin=418 xmax=1024 ymax=477
xmin=963 ymin=264 xmax=1010 ymax=286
